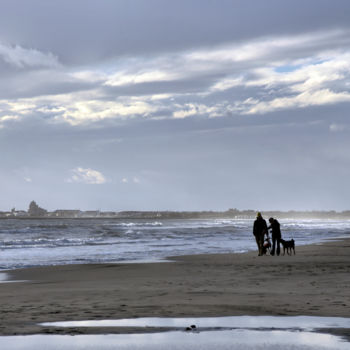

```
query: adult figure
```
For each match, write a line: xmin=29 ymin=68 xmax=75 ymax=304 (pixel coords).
xmin=268 ymin=217 xmax=281 ymax=256
xmin=253 ymin=212 xmax=268 ymax=256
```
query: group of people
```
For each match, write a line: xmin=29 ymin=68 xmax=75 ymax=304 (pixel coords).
xmin=253 ymin=212 xmax=281 ymax=256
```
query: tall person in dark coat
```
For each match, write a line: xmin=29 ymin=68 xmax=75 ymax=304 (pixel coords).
xmin=268 ymin=217 xmax=281 ymax=256
xmin=253 ymin=212 xmax=268 ymax=256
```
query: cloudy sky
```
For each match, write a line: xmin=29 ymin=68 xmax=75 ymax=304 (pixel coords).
xmin=1 ymin=0 xmax=350 ymax=211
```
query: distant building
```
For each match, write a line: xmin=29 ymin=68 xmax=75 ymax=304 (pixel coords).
xmin=13 ymin=210 xmax=28 ymax=217
xmin=52 ymin=210 xmax=81 ymax=218
xmin=99 ymin=211 xmax=118 ymax=217
xmin=80 ymin=210 xmax=101 ymax=218
xmin=28 ymin=201 xmax=47 ymax=217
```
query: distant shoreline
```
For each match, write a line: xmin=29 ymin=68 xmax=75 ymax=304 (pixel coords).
xmin=2 ymin=200 xmax=350 ymax=219
xmin=1 ymin=212 xmax=350 ymax=220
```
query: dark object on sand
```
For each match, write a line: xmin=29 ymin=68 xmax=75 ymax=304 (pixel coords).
xmin=280 ymin=239 xmax=295 ymax=255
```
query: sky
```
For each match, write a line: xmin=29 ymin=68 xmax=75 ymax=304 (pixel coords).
xmin=1 ymin=0 xmax=350 ymax=212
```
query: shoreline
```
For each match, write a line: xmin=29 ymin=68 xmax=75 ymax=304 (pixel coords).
xmin=0 ymin=235 xmax=346 ymax=273
xmin=0 ymin=238 xmax=349 ymax=336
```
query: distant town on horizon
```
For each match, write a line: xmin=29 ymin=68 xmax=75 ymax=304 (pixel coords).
xmin=1 ymin=201 xmax=350 ymax=220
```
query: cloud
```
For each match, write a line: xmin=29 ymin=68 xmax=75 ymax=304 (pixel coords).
xmin=1 ymin=29 xmax=350 ymax=126
xmin=121 ymin=177 xmax=141 ymax=184
xmin=242 ymin=54 xmax=350 ymax=92
xmin=0 ymin=42 xmax=60 ymax=68
xmin=59 ymin=99 xmax=158 ymax=125
xmin=225 ymin=52 xmax=350 ymax=114
xmin=329 ymin=123 xmax=349 ymax=132
xmin=239 ymin=89 xmax=350 ymax=115
xmin=105 ymin=70 xmax=181 ymax=87
xmin=1 ymin=94 xmax=159 ymax=126
xmin=0 ymin=114 xmax=20 ymax=122
xmin=173 ymin=103 xmax=220 ymax=119
xmin=0 ymin=114 xmax=20 ymax=128
xmin=210 ymin=77 xmax=244 ymax=92
xmin=132 ymin=177 xmax=140 ymax=183
xmin=67 ymin=167 xmax=106 ymax=184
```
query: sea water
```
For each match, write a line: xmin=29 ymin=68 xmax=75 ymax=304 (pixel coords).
xmin=0 ymin=218 xmax=349 ymax=270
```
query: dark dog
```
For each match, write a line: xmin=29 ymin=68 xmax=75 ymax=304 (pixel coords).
xmin=280 ymin=239 xmax=295 ymax=255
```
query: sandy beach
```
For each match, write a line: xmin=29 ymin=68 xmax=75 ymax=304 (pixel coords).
xmin=0 ymin=238 xmax=349 ymax=336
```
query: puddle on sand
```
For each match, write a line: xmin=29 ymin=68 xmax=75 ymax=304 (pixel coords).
xmin=0 ymin=272 xmax=26 ymax=284
xmin=1 ymin=316 xmax=349 ymax=349
xmin=0 ymin=272 xmax=9 ymax=281
xmin=0 ymin=330 xmax=349 ymax=350
xmin=41 ymin=315 xmax=350 ymax=331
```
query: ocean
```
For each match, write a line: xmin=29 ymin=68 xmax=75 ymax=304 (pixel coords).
xmin=0 ymin=218 xmax=349 ymax=270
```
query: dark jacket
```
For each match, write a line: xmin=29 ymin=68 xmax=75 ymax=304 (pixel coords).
xmin=268 ymin=219 xmax=281 ymax=238
xmin=253 ymin=217 xmax=268 ymax=237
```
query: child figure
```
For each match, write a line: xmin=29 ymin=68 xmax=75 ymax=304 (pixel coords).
xmin=262 ymin=234 xmax=272 ymax=255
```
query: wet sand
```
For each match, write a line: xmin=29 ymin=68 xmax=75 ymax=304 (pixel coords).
xmin=0 ymin=238 xmax=349 ymax=336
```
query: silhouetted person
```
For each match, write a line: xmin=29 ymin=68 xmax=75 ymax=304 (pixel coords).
xmin=268 ymin=217 xmax=281 ymax=256
xmin=253 ymin=212 xmax=268 ymax=256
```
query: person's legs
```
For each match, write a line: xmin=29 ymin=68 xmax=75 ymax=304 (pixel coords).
xmin=255 ymin=235 xmax=259 ymax=250
xmin=271 ymin=237 xmax=276 ymax=256
xmin=276 ymin=237 xmax=281 ymax=256
xmin=258 ymin=234 xmax=264 ymax=256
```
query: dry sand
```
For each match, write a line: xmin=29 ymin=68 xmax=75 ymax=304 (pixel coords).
xmin=0 ymin=238 xmax=349 ymax=336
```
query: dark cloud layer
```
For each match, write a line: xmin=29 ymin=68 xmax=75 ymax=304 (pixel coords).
xmin=1 ymin=0 xmax=350 ymax=63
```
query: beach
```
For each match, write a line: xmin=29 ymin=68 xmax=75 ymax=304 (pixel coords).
xmin=0 ymin=238 xmax=349 ymax=336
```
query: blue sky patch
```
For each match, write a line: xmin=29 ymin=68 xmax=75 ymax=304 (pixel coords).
xmin=274 ymin=64 xmax=303 ymax=73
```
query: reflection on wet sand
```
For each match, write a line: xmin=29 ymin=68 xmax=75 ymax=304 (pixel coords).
xmin=0 ymin=329 xmax=349 ymax=350
xmin=0 ymin=272 xmax=26 ymax=284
